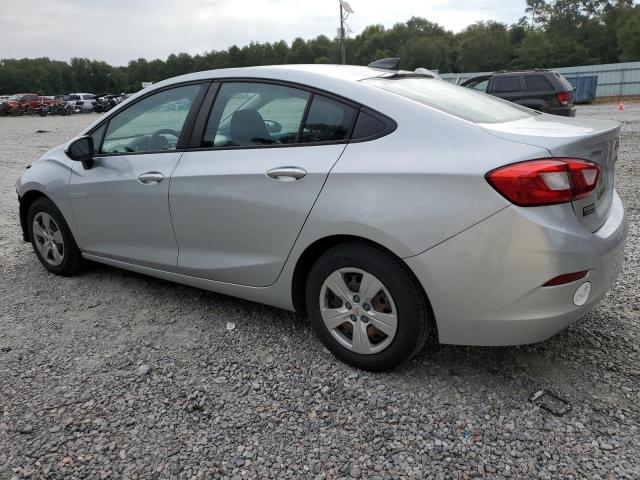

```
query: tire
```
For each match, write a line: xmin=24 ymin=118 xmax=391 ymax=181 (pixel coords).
xmin=11 ymin=108 xmax=22 ymax=116
xmin=305 ymin=243 xmax=431 ymax=372
xmin=27 ymin=198 xmax=85 ymax=276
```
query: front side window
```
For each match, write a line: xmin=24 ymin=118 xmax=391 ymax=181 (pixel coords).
xmin=101 ymin=84 xmax=201 ymax=154
xmin=364 ymin=77 xmax=531 ymax=124
xmin=203 ymin=82 xmax=310 ymax=147
xmin=472 ymin=80 xmax=489 ymax=92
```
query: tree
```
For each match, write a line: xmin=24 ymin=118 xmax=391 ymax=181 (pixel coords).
xmin=618 ymin=7 xmax=640 ymax=61
xmin=2 ymin=3 xmax=640 ymax=94
xmin=286 ymin=38 xmax=313 ymax=63
xmin=456 ymin=21 xmax=513 ymax=72
xmin=514 ymin=30 xmax=553 ymax=68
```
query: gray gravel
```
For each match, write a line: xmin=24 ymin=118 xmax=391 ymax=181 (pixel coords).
xmin=1 ymin=105 xmax=639 ymax=479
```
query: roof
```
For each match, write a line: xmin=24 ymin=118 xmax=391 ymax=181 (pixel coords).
xmin=144 ymin=64 xmax=436 ymax=103
xmin=154 ymin=64 xmax=387 ymax=87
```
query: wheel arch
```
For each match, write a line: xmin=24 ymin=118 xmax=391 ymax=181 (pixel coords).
xmin=19 ymin=189 xmax=50 ymax=242
xmin=290 ymin=234 xmax=438 ymax=340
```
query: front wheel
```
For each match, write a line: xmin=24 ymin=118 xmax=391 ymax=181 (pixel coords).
xmin=305 ymin=244 xmax=431 ymax=371
xmin=28 ymin=198 xmax=85 ymax=276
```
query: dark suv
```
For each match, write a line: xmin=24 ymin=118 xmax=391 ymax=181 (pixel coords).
xmin=461 ymin=70 xmax=575 ymax=117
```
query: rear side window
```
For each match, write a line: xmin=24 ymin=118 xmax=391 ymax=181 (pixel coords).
xmin=301 ymin=95 xmax=356 ymax=143
xmin=492 ymin=76 xmax=521 ymax=93
xmin=203 ymin=82 xmax=310 ymax=147
xmin=364 ymin=77 xmax=531 ymax=124
xmin=524 ymin=75 xmax=553 ymax=91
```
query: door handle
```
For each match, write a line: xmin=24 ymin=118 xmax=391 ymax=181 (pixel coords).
xmin=137 ymin=172 xmax=164 ymax=185
xmin=266 ymin=167 xmax=307 ymax=182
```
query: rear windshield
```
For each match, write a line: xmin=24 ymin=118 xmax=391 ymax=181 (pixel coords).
xmin=363 ymin=77 xmax=532 ymax=124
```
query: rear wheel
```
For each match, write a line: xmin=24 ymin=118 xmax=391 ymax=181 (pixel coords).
xmin=305 ymin=244 xmax=431 ymax=371
xmin=28 ymin=198 xmax=85 ymax=276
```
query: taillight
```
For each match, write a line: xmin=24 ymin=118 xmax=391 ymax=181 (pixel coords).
xmin=556 ymin=91 xmax=571 ymax=105
xmin=486 ymin=158 xmax=599 ymax=207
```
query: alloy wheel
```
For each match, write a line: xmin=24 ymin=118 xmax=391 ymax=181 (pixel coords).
xmin=319 ymin=268 xmax=398 ymax=354
xmin=32 ymin=212 xmax=65 ymax=266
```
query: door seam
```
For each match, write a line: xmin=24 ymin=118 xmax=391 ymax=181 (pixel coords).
xmin=167 ymin=151 xmax=186 ymax=267
xmin=266 ymin=143 xmax=350 ymax=287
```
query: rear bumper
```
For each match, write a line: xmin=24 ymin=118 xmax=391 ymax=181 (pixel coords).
xmin=405 ymin=191 xmax=627 ymax=346
xmin=548 ymin=106 xmax=576 ymax=117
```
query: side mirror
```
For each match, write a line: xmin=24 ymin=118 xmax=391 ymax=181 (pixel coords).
xmin=65 ymin=136 xmax=94 ymax=170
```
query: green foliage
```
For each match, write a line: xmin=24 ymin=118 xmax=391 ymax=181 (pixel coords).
xmin=1 ymin=1 xmax=639 ymax=94
xmin=456 ymin=21 xmax=513 ymax=72
xmin=618 ymin=7 xmax=640 ymax=61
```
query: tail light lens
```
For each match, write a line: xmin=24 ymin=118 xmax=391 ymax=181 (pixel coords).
xmin=486 ymin=158 xmax=599 ymax=206
xmin=556 ymin=91 xmax=572 ymax=105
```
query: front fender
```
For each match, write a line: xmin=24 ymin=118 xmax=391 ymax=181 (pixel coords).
xmin=16 ymin=147 xmax=81 ymax=247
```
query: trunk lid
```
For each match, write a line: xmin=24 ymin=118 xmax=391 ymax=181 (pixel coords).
xmin=480 ymin=114 xmax=621 ymax=232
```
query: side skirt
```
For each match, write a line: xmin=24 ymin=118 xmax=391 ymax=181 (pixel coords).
xmin=82 ymin=253 xmax=295 ymax=311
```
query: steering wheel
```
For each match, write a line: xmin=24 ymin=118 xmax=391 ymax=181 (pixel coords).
xmin=149 ymin=128 xmax=180 ymax=151
xmin=264 ymin=119 xmax=282 ymax=134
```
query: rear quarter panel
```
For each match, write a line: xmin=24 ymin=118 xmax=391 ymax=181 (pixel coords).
xmin=292 ymin=99 xmax=551 ymax=259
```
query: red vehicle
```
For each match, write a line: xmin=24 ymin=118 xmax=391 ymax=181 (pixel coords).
xmin=1 ymin=93 xmax=45 ymax=116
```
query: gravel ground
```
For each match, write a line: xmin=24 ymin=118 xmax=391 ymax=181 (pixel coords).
xmin=0 ymin=105 xmax=639 ymax=479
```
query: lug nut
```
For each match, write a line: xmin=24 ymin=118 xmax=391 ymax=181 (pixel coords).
xmin=345 ymin=303 xmax=352 ymax=310
xmin=350 ymin=315 xmax=357 ymax=322
xmin=361 ymin=316 xmax=369 ymax=323
xmin=363 ymin=303 xmax=371 ymax=311
xmin=353 ymin=295 xmax=360 ymax=303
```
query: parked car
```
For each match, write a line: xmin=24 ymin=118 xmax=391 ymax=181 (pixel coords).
xmin=461 ymin=70 xmax=576 ymax=116
xmin=16 ymin=64 xmax=627 ymax=371
xmin=38 ymin=96 xmax=73 ymax=116
xmin=67 ymin=93 xmax=96 ymax=112
xmin=2 ymin=93 xmax=42 ymax=116
xmin=93 ymin=93 xmax=127 ymax=113
xmin=0 ymin=95 xmax=9 ymax=115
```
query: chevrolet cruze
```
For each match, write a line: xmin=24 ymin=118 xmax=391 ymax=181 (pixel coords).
xmin=16 ymin=64 xmax=628 ymax=371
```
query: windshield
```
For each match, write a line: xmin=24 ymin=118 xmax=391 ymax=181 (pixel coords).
xmin=8 ymin=95 xmax=21 ymax=101
xmin=363 ymin=77 xmax=533 ymax=124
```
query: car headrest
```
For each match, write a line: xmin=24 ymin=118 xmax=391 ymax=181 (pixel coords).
xmin=230 ymin=110 xmax=271 ymax=146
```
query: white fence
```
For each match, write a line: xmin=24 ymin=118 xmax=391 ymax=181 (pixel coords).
xmin=440 ymin=61 xmax=640 ymax=97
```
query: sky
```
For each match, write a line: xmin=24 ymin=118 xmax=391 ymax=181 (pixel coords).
xmin=0 ymin=0 xmax=527 ymax=65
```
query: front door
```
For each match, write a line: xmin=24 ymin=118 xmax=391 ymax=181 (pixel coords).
xmin=69 ymin=83 xmax=204 ymax=270
xmin=170 ymin=82 xmax=357 ymax=286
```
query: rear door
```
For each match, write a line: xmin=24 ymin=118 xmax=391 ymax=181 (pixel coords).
xmin=489 ymin=75 xmax=524 ymax=104
xmin=522 ymin=74 xmax=555 ymax=110
xmin=170 ymin=81 xmax=357 ymax=287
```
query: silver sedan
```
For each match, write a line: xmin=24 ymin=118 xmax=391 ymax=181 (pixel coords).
xmin=16 ymin=64 xmax=628 ymax=371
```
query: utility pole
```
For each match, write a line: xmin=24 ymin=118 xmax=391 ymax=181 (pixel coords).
xmin=340 ymin=1 xmax=345 ymax=65
xmin=338 ymin=1 xmax=354 ymax=65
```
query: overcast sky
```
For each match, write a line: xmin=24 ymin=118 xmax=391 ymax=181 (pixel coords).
xmin=0 ymin=0 xmax=526 ymax=65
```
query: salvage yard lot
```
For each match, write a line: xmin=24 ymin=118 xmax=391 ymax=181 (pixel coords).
xmin=0 ymin=105 xmax=639 ymax=479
